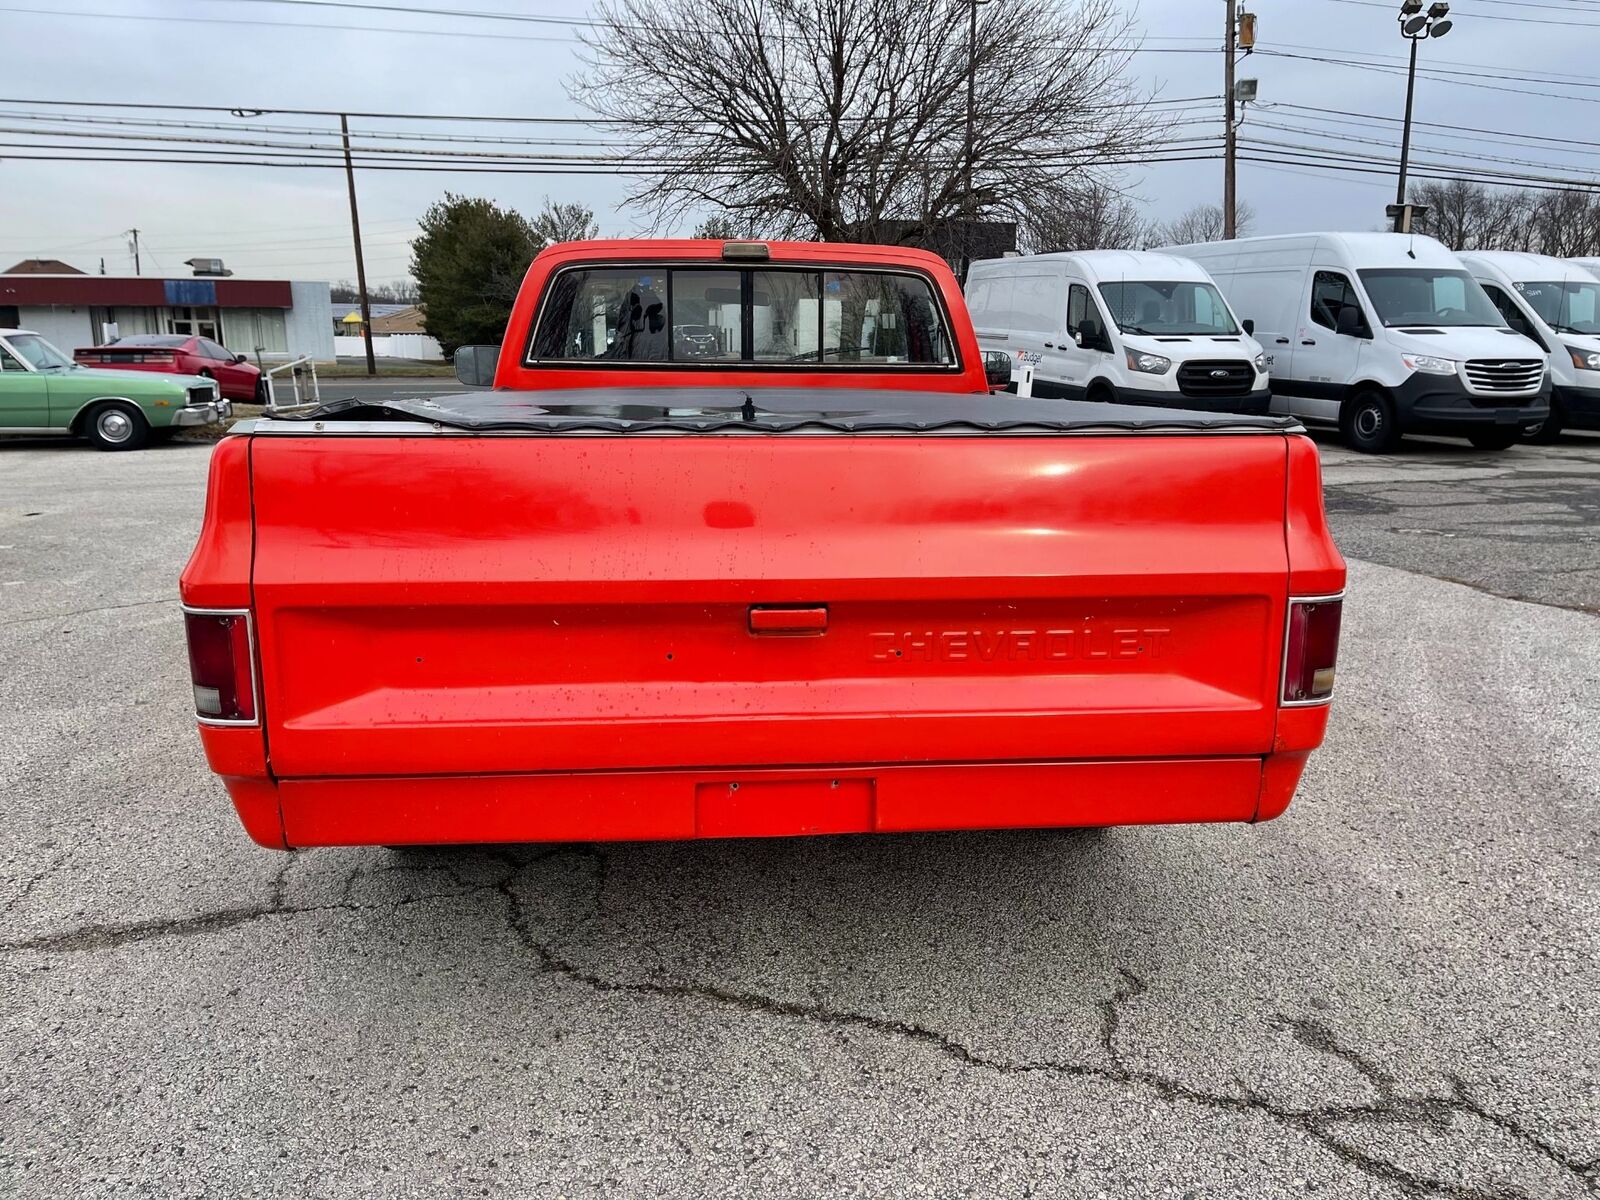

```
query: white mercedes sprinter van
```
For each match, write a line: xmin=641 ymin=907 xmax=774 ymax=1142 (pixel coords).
xmin=964 ymin=250 xmax=1270 ymax=414
xmin=1163 ymin=233 xmax=1549 ymax=452
xmin=1459 ymin=252 xmax=1600 ymax=440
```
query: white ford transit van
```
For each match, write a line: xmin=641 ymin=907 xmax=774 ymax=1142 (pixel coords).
xmin=1163 ymin=233 xmax=1549 ymax=453
xmin=964 ymin=250 xmax=1270 ymax=414
xmin=1459 ymin=252 xmax=1600 ymax=440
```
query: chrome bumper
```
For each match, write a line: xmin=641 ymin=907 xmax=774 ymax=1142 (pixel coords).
xmin=171 ymin=398 xmax=233 ymax=427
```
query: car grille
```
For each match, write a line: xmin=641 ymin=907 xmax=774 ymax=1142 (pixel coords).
xmin=1176 ymin=360 xmax=1254 ymax=398
xmin=1463 ymin=359 xmax=1543 ymax=393
xmin=186 ymin=384 xmax=218 ymax=406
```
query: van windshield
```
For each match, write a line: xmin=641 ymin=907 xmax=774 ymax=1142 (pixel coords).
xmin=1514 ymin=279 xmax=1600 ymax=336
xmin=1096 ymin=281 xmax=1238 ymax=336
xmin=1357 ymin=268 xmax=1504 ymax=327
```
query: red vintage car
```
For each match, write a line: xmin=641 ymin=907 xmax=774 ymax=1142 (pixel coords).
xmin=182 ymin=239 xmax=1345 ymax=851
xmin=76 ymin=334 xmax=265 ymax=404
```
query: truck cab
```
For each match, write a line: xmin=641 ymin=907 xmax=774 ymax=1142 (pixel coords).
xmin=1459 ymin=251 xmax=1600 ymax=441
xmin=964 ymin=250 xmax=1270 ymax=414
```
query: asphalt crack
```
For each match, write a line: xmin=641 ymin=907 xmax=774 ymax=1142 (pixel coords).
xmin=492 ymin=848 xmax=1597 ymax=1200
xmin=0 ymin=597 xmax=174 ymax=628
xmin=4 ymin=849 xmax=71 ymax=912
xmin=4 ymin=846 xmax=1592 ymax=1197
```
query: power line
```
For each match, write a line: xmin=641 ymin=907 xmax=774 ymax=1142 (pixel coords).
xmin=3 ymin=3 xmax=1226 ymax=54
xmin=1256 ymin=49 xmax=1600 ymax=105
xmin=1262 ymin=103 xmax=1600 ymax=153
xmin=0 ymin=93 xmax=1220 ymax=125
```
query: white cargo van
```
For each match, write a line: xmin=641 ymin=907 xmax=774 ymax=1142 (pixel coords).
xmin=1163 ymin=233 xmax=1549 ymax=452
xmin=964 ymin=250 xmax=1270 ymax=414
xmin=1459 ymin=252 xmax=1600 ymax=440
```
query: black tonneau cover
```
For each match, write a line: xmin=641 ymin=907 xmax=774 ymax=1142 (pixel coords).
xmin=260 ymin=387 xmax=1300 ymax=435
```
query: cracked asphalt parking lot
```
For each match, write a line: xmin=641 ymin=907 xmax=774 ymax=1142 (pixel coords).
xmin=2 ymin=432 xmax=1597 ymax=1199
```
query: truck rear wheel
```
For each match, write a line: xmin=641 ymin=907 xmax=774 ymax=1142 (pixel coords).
xmin=84 ymin=402 xmax=150 ymax=452
xmin=1339 ymin=390 xmax=1399 ymax=454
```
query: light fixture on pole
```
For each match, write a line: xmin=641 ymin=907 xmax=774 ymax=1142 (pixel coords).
xmin=1393 ymin=0 xmax=1451 ymax=232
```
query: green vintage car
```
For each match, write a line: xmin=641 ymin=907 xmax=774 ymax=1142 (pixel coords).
xmin=0 ymin=328 xmax=231 ymax=450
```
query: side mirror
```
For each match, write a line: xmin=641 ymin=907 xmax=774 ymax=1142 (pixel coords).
xmin=234 ymin=354 xmax=249 ymax=364
xmin=982 ymin=350 xmax=1013 ymax=389
xmin=454 ymin=344 xmax=500 ymax=387
xmin=1241 ymin=318 xmax=1255 ymax=335
xmin=1077 ymin=320 xmax=1103 ymax=351
xmin=1335 ymin=305 xmax=1368 ymax=338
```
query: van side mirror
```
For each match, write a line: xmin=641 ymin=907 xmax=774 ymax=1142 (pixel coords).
xmin=1241 ymin=318 xmax=1255 ymax=335
xmin=1335 ymin=305 xmax=1368 ymax=338
xmin=454 ymin=344 xmax=499 ymax=387
xmin=1077 ymin=320 xmax=1105 ymax=351
xmin=982 ymin=350 xmax=1013 ymax=389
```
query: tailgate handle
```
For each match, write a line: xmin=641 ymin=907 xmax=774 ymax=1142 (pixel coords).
xmin=748 ymin=605 xmax=828 ymax=635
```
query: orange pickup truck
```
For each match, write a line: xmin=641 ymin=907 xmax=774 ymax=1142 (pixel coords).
xmin=181 ymin=239 xmax=1345 ymax=850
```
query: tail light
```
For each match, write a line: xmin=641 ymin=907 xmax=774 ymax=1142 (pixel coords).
xmin=1282 ymin=594 xmax=1343 ymax=705
xmin=183 ymin=608 xmax=257 ymax=723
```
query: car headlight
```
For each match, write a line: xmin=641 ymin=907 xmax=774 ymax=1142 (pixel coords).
xmin=1401 ymin=353 xmax=1458 ymax=376
xmin=1253 ymin=353 xmax=1267 ymax=372
xmin=1566 ymin=344 xmax=1600 ymax=371
xmin=1125 ymin=349 xmax=1172 ymax=375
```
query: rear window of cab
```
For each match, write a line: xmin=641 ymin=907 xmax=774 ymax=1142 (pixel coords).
xmin=527 ymin=265 xmax=957 ymax=368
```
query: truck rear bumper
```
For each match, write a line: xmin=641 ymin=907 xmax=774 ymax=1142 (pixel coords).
xmin=224 ymin=753 xmax=1314 ymax=849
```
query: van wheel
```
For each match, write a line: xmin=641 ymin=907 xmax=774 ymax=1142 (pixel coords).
xmin=1339 ymin=390 xmax=1399 ymax=454
xmin=84 ymin=402 xmax=150 ymax=451
xmin=1467 ymin=429 xmax=1519 ymax=452
xmin=1087 ymin=382 xmax=1116 ymax=405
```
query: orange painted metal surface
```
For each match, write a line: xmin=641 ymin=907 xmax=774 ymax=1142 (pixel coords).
xmin=179 ymin=241 xmax=1347 ymax=848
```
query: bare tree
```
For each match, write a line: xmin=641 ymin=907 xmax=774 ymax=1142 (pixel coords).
xmin=693 ymin=213 xmax=753 ymax=239
xmin=1156 ymin=201 xmax=1255 ymax=246
xmin=572 ymin=0 xmax=1153 ymax=245
xmin=1408 ymin=178 xmax=1600 ymax=257
xmin=1020 ymin=180 xmax=1153 ymax=253
xmin=532 ymin=199 xmax=600 ymax=244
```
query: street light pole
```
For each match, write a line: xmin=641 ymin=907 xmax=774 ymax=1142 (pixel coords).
xmin=1393 ymin=2 xmax=1452 ymax=232
xmin=1394 ymin=35 xmax=1419 ymax=226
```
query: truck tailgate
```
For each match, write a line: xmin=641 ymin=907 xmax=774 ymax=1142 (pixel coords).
xmin=248 ymin=434 xmax=1290 ymax=778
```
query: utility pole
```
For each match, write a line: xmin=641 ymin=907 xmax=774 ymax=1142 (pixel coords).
xmin=1223 ymin=2 xmax=1236 ymax=239
xmin=127 ymin=228 xmax=141 ymax=276
xmin=341 ymin=113 xmax=377 ymax=377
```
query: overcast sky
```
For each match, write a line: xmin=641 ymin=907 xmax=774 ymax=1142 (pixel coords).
xmin=1 ymin=0 xmax=1590 ymax=284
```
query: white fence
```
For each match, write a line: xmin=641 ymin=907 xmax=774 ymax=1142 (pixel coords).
xmin=333 ymin=333 xmax=443 ymax=361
